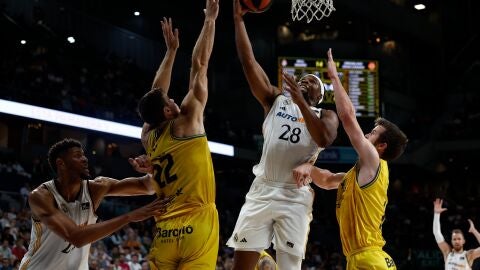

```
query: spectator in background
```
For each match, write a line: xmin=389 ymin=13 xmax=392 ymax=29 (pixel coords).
xmin=11 ymin=239 xmax=26 ymax=262
xmin=117 ymin=254 xmax=130 ymax=270
xmin=433 ymin=198 xmax=480 ymax=269
xmin=128 ymin=254 xmax=142 ymax=270
xmin=0 ymin=241 xmax=13 ymax=263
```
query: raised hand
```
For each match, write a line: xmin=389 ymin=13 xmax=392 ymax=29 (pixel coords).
xmin=161 ymin=17 xmax=179 ymax=51
xmin=293 ymin=163 xmax=313 ymax=188
xmin=433 ymin=198 xmax=447 ymax=214
xmin=128 ymin=155 xmax=153 ymax=174
xmin=233 ymin=0 xmax=247 ymax=17
xmin=205 ymin=0 xmax=220 ymax=21
xmin=327 ymin=48 xmax=339 ymax=79
xmin=128 ymin=196 xmax=173 ymax=222
xmin=468 ymin=219 xmax=477 ymax=233
xmin=282 ymin=72 xmax=308 ymax=106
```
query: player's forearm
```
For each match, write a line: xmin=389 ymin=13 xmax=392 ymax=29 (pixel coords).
xmin=192 ymin=19 xmax=215 ymax=70
xmin=105 ymin=175 xmax=154 ymax=196
xmin=311 ymin=168 xmax=343 ymax=189
xmin=331 ymin=76 xmax=355 ymax=123
xmin=234 ymin=16 xmax=256 ymax=65
xmin=67 ymin=214 xmax=133 ymax=248
xmin=433 ymin=213 xmax=445 ymax=243
xmin=471 ymin=229 xmax=480 ymax=244
xmin=151 ymin=49 xmax=178 ymax=91
xmin=299 ymin=107 xmax=335 ymax=147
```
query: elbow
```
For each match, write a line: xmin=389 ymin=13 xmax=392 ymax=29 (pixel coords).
xmin=337 ymin=109 xmax=354 ymax=124
xmin=64 ymin=236 xmax=86 ymax=248
xmin=315 ymin=130 xmax=337 ymax=148
xmin=338 ymin=110 xmax=356 ymax=127
xmin=191 ymin=59 xmax=207 ymax=72
xmin=323 ymin=130 xmax=337 ymax=148
xmin=64 ymin=230 xmax=88 ymax=248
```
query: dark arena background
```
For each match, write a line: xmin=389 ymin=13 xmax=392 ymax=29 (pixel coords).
xmin=1 ymin=0 xmax=479 ymax=269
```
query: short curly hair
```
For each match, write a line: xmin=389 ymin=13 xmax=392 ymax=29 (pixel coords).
xmin=375 ymin=118 xmax=408 ymax=161
xmin=47 ymin=139 xmax=83 ymax=172
xmin=138 ymin=89 xmax=167 ymax=126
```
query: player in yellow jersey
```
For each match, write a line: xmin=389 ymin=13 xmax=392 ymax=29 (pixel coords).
xmin=292 ymin=49 xmax=408 ymax=269
xmin=133 ymin=1 xmax=219 ymax=269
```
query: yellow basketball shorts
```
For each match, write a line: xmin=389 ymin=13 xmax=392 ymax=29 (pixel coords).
xmin=347 ymin=248 xmax=396 ymax=270
xmin=148 ymin=204 xmax=219 ymax=270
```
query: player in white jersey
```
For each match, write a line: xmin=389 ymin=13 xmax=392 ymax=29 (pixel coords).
xmin=20 ymin=139 xmax=171 ymax=270
xmin=228 ymin=1 xmax=339 ymax=269
xmin=433 ymin=198 xmax=480 ymax=270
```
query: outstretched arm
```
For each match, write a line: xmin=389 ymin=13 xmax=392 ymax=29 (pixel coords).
xmin=233 ymin=0 xmax=280 ymax=114
xmin=293 ymin=163 xmax=343 ymax=189
xmin=92 ymin=175 xmax=156 ymax=197
xmin=327 ymin=49 xmax=378 ymax=186
xmin=469 ymin=219 xmax=480 ymax=244
xmin=433 ymin=198 xmax=451 ymax=259
xmin=181 ymin=0 xmax=219 ymax=121
xmin=151 ymin=17 xmax=179 ymax=93
xmin=141 ymin=18 xmax=179 ymax=146
xmin=29 ymin=187 xmax=170 ymax=248
xmin=467 ymin=219 xmax=480 ymax=261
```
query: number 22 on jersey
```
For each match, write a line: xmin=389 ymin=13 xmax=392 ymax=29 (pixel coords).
xmin=152 ymin=153 xmax=177 ymax=188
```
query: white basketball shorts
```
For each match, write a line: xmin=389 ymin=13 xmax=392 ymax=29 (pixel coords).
xmin=226 ymin=177 xmax=314 ymax=258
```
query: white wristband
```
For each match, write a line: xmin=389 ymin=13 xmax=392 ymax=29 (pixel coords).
xmin=433 ymin=213 xmax=445 ymax=243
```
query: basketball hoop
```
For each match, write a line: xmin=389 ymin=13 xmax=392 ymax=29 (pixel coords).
xmin=291 ymin=0 xmax=335 ymax=23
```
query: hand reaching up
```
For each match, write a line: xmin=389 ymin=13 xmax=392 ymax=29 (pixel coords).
xmin=161 ymin=17 xmax=179 ymax=51
xmin=433 ymin=198 xmax=447 ymax=214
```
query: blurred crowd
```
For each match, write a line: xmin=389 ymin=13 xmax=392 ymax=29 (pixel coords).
xmin=1 ymin=149 xmax=479 ymax=269
xmin=0 ymin=40 xmax=259 ymax=150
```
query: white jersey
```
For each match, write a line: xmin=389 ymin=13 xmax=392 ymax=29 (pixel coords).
xmin=253 ymin=94 xmax=323 ymax=185
xmin=445 ymin=251 xmax=471 ymax=270
xmin=20 ymin=180 xmax=97 ymax=270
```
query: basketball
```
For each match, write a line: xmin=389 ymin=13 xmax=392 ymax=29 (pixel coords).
xmin=240 ymin=0 xmax=273 ymax=13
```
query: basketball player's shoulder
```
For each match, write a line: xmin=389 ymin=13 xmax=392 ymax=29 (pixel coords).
xmin=29 ymin=183 xmax=51 ymax=200
xmin=28 ymin=185 xmax=56 ymax=215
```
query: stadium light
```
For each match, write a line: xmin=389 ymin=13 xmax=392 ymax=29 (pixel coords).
xmin=67 ymin=36 xmax=76 ymax=44
xmin=20 ymin=40 xmax=27 ymax=45
xmin=0 ymin=99 xmax=234 ymax=157
xmin=134 ymin=11 xmax=140 ymax=16
xmin=414 ymin=4 xmax=426 ymax=10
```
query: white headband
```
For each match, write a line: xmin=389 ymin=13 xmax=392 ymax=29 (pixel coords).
xmin=300 ymin=74 xmax=325 ymax=105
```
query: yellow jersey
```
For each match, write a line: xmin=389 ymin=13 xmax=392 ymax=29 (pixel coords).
xmin=146 ymin=121 xmax=216 ymax=221
xmin=335 ymin=159 xmax=389 ymax=257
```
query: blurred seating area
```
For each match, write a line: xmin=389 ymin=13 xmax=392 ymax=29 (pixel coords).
xmin=0 ymin=150 xmax=479 ymax=269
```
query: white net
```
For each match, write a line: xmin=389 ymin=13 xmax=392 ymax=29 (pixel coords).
xmin=291 ymin=0 xmax=335 ymax=23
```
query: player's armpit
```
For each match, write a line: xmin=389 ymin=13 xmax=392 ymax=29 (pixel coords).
xmin=468 ymin=247 xmax=480 ymax=261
